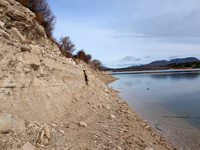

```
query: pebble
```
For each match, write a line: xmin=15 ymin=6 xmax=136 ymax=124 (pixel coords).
xmin=79 ymin=122 xmax=87 ymax=128
xmin=144 ymin=147 xmax=154 ymax=150
xmin=21 ymin=142 xmax=35 ymax=150
xmin=110 ymin=114 xmax=116 ymax=119
xmin=58 ymin=129 xmax=65 ymax=133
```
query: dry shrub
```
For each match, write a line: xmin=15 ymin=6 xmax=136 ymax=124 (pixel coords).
xmin=16 ymin=0 xmax=55 ymax=39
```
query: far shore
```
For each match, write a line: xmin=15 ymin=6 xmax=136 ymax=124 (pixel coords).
xmin=107 ymin=68 xmax=200 ymax=75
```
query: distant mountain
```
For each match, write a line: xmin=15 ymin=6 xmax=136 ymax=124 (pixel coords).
xmin=144 ymin=57 xmax=199 ymax=67
xmin=103 ymin=57 xmax=200 ymax=71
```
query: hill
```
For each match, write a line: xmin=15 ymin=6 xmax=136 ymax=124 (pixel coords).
xmin=145 ymin=57 xmax=199 ymax=67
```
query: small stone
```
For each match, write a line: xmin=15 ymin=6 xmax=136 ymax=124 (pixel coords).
xmin=0 ymin=21 xmax=4 ymax=28
xmin=145 ymin=126 xmax=151 ymax=130
xmin=79 ymin=121 xmax=87 ymax=128
xmin=102 ymin=104 xmax=110 ymax=110
xmin=21 ymin=142 xmax=35 ymax=150
xmin=41 ymin=137 xmax=49 ymax=146
xmin=144 ymin=148 xmax=154 ymax=150
xmin=9 ymin=28 xmax=26 ymax=43
xmin=43 ymin=124 xmax=50 ymax=139
xmin=23 ymin=67 xmax=31 ymax=73
xmin=21 ymin=45 xmax=31 ymax=52
xmin=51 ymin=123 xmax=57 ymax=127
xmin=110 ymin=114 xmax=116 ymax=119
xmin=36 ymin=129 xmax=44 ymax=143
xmin=58 ymin=129 xmax=64 ymax=133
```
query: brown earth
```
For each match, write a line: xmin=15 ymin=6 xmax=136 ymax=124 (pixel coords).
xmin=0 ymin=0 xmax=174 ymax=150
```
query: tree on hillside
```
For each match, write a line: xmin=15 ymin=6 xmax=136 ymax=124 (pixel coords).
xmin=85 ymin=54 xmax=92 ymax=63
xmin=58 ymin=36 xmax=75 ymax=58
xmin=16 ymin=0 xmax=55 ymax=38
xmin=77 ymin=50 xmax=86 ymax=61
xmin=92 ymin=59 xmax=102 ymax=70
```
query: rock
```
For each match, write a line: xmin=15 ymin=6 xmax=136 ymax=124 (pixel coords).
xmin=116 ymin=146 xmax=122 ymax=150
xmin=9 ymin=28 xmax=26 ymax=43
xmin=0 ymin=113 xmax=25 ymax=134
xmin=23 ymin=66 xmax=31 ymax=73
xmin=36 ymin=129 xmax=44 ymax=143
xmin=79 ymin=121 xmax=87 ymax=128
xmin=50 ymin=123 xmax=57 ymax=127
xmin=144 ymin=148 xmax=154 ymax=150
xmin=21 ymin=142 xmax=35 ymax=150
xmin=0 ymin=0 xmax=9 ymax=7
xmin=21 ymin=45 xmax=31 ymax=52
xmin=0 ymin=21 xmax=4 ymax=28
xmin=58 ymin=129 xmax=65 ymax=134
xmin=102 ymin=104 xmax=110 ymax=110
xmin=41 ymin=137 xmax=49 ymax=146
xmin=110 ymin=114 xmax=116 ymax=119
xmin=43 ymin=124 xmax=51 ymax=139
xmin=0 ymin=29 xmax=11 ymax=40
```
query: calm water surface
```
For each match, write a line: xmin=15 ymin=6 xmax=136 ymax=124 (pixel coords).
xmin=109 ymin=70 xmax=200 ymax=150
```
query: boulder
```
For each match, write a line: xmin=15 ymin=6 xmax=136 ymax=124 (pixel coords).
xmin=9 ymin=28 xmax=26 ymax=43
xmin=0 ymin=113 xmax=25 ymax=134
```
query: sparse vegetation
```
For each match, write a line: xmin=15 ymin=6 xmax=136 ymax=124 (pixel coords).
xmin=168 ymin=61 xmax=200 ymax=68
xmin=58 ymin=36 xmax=75 ymax=59
xmin=16 ymin=0 xmax=103 ymax=71
xmin=16 ymin=0 xmax=55 ymax=39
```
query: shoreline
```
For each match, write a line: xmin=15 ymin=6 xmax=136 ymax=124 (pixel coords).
xmin=108 ymin=68 xmax=200 ymax=75
xmin=0 ymin=71 xmax=174 ymax=150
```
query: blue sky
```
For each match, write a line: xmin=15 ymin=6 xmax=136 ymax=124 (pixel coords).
xmin=48 ymin=0 xmax=200 ymax=68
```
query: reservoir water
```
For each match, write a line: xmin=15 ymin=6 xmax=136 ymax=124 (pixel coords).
xmin=109 ymin=69 xmax=200 ymax=150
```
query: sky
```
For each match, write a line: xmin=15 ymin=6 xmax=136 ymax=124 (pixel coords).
xmin=48 ymin=0 xmax=200 ymax=68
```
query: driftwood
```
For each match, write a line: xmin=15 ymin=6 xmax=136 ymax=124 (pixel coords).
xmin=155 ymin=124 xmax=162 ymax=131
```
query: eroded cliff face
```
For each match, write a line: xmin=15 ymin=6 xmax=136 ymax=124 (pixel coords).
xmin=0 ymin=0 xmax=98 ymax=122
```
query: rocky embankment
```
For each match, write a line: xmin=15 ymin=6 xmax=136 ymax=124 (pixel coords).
xmin=0 ymin=0 xmax=173 ymax=150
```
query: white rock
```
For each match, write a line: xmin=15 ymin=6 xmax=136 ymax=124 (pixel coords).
xmin=0 ymin=113 xmax=25 ymax=134
xmin=58 ymin=129 xmax=65 ymax=134
xmin=43 ymin=124 xmax=50 ymax=139
xmin=0 ymin=21 xmax=4 ymax=29
xmin=9 ymin=28 xmax=26 ymax=43
xmin=21 ymin=142 xmax=35 ymax=150
xmin=110 ymin=114 xmax=116 ymax=119
xmin=41 ymin=137 xmax=49 ymax=146
xmin=102 ymin=104 xmax=110 ymax=110
xmin=144 ymin=148 xmax=154 ymax=150
xmin=79 ymin=121 xmax=87 ymax=127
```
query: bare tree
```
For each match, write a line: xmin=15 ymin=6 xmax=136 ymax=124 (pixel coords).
xmin=58 ymin=36 xmax=75 ymax=58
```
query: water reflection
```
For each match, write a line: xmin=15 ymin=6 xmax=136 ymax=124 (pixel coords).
xmin=150 ymin=72 xmax=200 ymax=80
xmin=120 ymin=80 xmax=141 ymax=87
xmin=110 ymin=71 xmax=200 ymax=150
